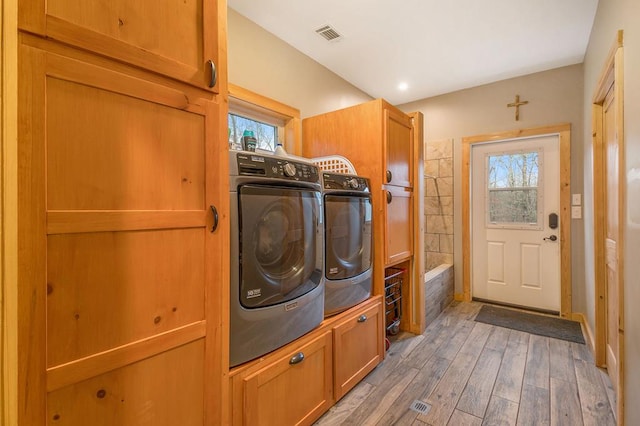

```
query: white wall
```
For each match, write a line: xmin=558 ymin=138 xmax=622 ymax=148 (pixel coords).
xmin=227 ymin=8 xmax=372 ymax=118
xmin=582 ymin=0 xmax=640 ymax=422
xmin=398 ymin=65 xmax=586 ymax=312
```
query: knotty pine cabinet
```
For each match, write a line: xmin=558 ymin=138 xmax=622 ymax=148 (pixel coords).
xmin=18 ymin=0 xmax=222 ymax=92
xmin=229 ymin=296 xmax=384 ymax=426
xmin=16 ymin=1 xmax=228 ymax=424
xmin=332 ymin=299 xmax=385 ymax=400
xmin=302 ymin=99 xmax=415 ymax=293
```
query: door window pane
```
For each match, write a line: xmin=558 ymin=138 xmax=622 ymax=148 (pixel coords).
xmin=486 ymin=149 xmax=543 ymax=229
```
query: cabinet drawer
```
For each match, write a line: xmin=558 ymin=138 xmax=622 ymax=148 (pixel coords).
xmin=242 ymin=331 xmax=333 ymax=426
xmin=384 ymin=186 xmax=413 ymax=265
xmin=333 ymin=300 xmax=384 ymax=400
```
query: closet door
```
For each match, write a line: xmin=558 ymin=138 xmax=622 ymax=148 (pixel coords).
xmin=18 ymin=0 xmax=222 ymax=92
xmin=18 ymin=43 xmax=223 ymax=425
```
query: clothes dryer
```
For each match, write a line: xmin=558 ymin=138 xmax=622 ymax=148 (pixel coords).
xmin=229 ymin=151 xmax=324 ymax=367
xmin=322 ymin=172 xmax=373 ymax=316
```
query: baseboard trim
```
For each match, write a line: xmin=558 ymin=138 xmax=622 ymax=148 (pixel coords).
xmin=571 ymin=312 xmax=595 ymax=352
xmin=454 ymin=293 xmax=464 ymax=302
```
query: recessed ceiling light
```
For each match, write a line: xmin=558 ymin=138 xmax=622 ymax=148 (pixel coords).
xmin=398 ymin=82 xmax=409 ymax=91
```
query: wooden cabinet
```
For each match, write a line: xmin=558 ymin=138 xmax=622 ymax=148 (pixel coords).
xmin=333 ymin=299 xmax=384 ymax=400
xmin=18 ymin=0 xmax=223 ymax=92
xmin=302 ymin=99 xmax=416 ymax=295
xmin=384 ymin=186 xmax=413 ymax=266
xmin=16 ymin=2 xmax=228 ymax=423
xmin=384 ymin=107 xmax=413 ymax=188
xmin=230 ymin=331 xmax=333 ymax=426
xmin=229 ymin=296 xmax=384 ymax=425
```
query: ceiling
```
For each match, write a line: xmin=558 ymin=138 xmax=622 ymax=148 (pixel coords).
xmin=227 ymin=0 xmax=599 ymax=105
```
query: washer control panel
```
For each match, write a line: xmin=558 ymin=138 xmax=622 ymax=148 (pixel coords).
xmin=322 ymin=172 xmax=370 ymax=192
xmin=236 ymin=153 xmax=319 ymax=183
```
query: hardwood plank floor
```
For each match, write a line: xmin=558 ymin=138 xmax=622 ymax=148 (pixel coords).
xmin=315 ymin=301 xmax=616 ymax=426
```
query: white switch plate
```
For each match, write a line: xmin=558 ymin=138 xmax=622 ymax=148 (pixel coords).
xmin=571 ymin=205 xmax=582 ymax=219
xmin=572 ymin=193 xmax=582 ymax=206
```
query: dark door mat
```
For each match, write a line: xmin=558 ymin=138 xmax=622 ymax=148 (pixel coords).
xmin=474 ymin=304 xmax=585 ymax=344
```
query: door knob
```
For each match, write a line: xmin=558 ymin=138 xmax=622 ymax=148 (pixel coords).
xmin=543 ymin=235 xmax=557 ymax=241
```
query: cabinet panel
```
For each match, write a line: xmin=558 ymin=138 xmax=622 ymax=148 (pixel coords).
xmin=47 ymin=339 xmax=205 ymax=426
xmin=47 ymin=229 xmax=205 ymax=367
xmin=19 ymin=0 xmax=220 ymax=92
xmin=46 ymin=73 xmax=205 ymax=211
xmin=385 ymin=186 xmax=413 ymax=265
xmin=333 ymin=301 xmax=384 ymax=400
xmin=243 ymin=331 xmax=333 ymax=426
xmin=384 ymin=108 xmax=413 ymax=188
xmin=19 ymin=43 xmax=226 ymax=424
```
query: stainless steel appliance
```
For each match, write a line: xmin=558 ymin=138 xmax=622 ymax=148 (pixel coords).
xmin=322 ymin=172 xmax=373 ymax=316
xmin=229 ymin=151 xmax=324 ymax=367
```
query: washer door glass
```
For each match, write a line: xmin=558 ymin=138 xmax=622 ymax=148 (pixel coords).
xmin=239 ymin=185 xmax=322 ymax=308
xmin=324 ymin=194 xmax=372 ymax=280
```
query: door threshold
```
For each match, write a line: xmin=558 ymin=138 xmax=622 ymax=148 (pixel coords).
xmin=472 ymin=297 xmax=559 ymax=317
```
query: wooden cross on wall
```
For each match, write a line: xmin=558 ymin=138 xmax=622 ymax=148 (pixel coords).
xmin=507 ymin=94 xmax=529 ymax=121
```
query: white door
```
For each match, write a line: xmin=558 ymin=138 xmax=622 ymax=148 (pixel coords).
xmin=471 ymin=135 xmax=561 ymax=312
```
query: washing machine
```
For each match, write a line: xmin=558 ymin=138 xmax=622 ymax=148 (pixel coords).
xmin=229 ymin=151 xmax=324 ymax=367
xmin=322 ymin=172 xmax=373 ymax=316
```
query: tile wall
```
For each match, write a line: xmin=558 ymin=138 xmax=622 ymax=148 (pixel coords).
xmin=424 ymin=139 xmax=454 ymax=271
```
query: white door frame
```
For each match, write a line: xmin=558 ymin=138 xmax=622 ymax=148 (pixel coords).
xmin=462 ymin=124 xmax=572 ymax=318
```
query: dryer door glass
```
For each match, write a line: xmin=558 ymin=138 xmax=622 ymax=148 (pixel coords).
xmin=324 ymin=195 xmax=373 ymax=280
xmin=239 ymin=185 xmax=322 ymax=308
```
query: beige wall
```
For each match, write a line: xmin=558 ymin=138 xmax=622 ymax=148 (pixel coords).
xmin=583 ymin=0 xmax=640 ymax=423
xmin=227 ymin=8 xmax=372 ymax=118
xmin=398 ymin=64 xmax=585 ymax=311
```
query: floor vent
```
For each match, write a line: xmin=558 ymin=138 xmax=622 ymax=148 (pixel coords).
xmin=315 ymin=25 xmax=342 ymax=42
xmin=409 ymin=400 xmax=431 ymax=415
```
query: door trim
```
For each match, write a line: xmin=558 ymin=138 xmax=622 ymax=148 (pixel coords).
xmin=462 ymin=124 xmax=572 ymax=317
xmin=592 ymin=30 xmax=624 ymax=424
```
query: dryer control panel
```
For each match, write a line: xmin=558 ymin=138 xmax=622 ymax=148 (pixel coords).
xmin=322 ymin=172 xmax=370 ymax=192
xmin=235 ymin=153 xmax=320 ymax=183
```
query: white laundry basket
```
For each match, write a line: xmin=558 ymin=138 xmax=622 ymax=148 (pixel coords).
xmin=310 ymin=155 xmax=357 ymax=175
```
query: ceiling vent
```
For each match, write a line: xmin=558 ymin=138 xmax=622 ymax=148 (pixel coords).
xmin=315 ymin=25 xmax=342 ymax=42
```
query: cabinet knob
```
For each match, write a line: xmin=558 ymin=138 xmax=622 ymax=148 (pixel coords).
xmin=386 ymin=191 xmax=393 ymax=204
xmin=386 ymin=170 xmax=393 ymax=183
xmin=210 ymin=205 xmax=219 ymax=232
xmin=357 ymin=314 xmax=367 ymax=323
xmin=207 ymin=59 xmax=217 ymax=88
xmin=289 ymin=352 xmax=305 ymax=365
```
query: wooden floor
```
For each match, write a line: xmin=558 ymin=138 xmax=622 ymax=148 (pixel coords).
xmin=315 ymin=301 xmax=616 ymax=426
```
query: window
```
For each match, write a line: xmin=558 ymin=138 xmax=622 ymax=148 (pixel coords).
xmin=228 ymin=113 xmax=277 ymax=151
xmin=228 ymin=84 xmax=300 ymax=153
xmin=485 ymin=149 xmax=543 ymax=229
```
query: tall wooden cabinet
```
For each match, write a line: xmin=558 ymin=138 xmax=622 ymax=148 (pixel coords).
xmin=17 ymin=1 xmax=228 ymax=425
xmin=302 ymin=100 xmax=421 ymax=333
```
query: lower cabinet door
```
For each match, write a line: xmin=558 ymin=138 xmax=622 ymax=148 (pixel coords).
xmin=384 ymin=186 xmax=413 ymax=266
xmin=242 ymin=331 xmax=333 ymax=426
xmin=47 ymin=340 xmax=205 ymax=425
xmin=333 ymin=300 xmax=384 ymax=400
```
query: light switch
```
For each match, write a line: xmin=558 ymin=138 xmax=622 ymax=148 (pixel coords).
xmin=571 ymin=205 xmax=582 ymax=219
xmin=572 ymin=193 xmax=582 ymax=206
